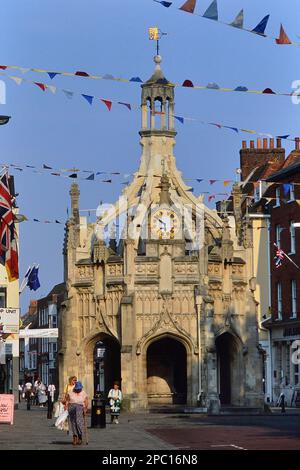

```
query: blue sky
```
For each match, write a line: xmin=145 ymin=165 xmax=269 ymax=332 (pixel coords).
xmin=1 ymin=0 xmax=300 ymax=311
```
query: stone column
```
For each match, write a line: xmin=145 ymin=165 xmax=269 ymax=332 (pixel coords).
xmin=204 ymin=297 xmax=220 ymax=414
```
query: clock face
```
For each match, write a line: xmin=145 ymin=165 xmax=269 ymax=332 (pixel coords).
xmin=152 ymin=208 xmax=180 ymax=240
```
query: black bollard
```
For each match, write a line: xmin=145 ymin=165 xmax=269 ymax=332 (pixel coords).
xmin=91 ymin=396 xmax=106 ymax=428
xmin=47 ymin=392 xmax=53 ymax=419
xmin=26 ymin=391 xmax=31 ymax=410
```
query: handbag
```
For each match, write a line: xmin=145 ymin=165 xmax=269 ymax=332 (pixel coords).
xmin=55 ymin=410 xmax=69 ymax=431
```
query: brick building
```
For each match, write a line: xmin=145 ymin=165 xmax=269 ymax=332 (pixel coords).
xmin=236 ymin=137 xmax=300 ymax=405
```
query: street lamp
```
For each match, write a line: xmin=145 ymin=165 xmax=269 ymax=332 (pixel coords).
xmin=0 ymin=116 xmax=11 ymax=126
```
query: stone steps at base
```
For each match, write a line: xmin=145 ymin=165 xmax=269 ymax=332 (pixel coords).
xmin=219 ymin=407 xmax=263 ymax=415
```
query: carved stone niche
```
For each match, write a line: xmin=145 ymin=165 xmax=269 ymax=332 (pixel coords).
xmin=106 ymin=264 xmax=123 ymax=277
xmin=208 ymin=281 xmax=222 ymax=300
xmin=232 ymin=281 xmax=248 ymax=301
xmin=208 ymin=263 xmax=221 ymax=278
xmin=75 ymin=264 xmax=94 ymax=283
xmin=231 ymin=263 xmax=245 ymax=279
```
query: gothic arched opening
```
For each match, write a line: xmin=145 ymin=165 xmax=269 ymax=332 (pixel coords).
xmin=216 ymin=332 xmax=242 ymax=406
xmin=146 ymin=337 xmax=187 ymax=405
xmin=93 ymin=337 xmax=121 ymax=397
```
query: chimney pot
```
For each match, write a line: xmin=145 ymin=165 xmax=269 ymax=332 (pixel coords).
xmin=276 ymin=138 xmax=281 ymax=148
xmin=250 ymin=140 xmax=255 ymax=149
xmin=295 ymin=137 xmax=300 ymax=151
xmin=270 ymin=138 xmax=274 ymax=149
xmin=257 ymin=138 xmax=262 ymax=149
xmin=263 ymin=138 xmax=268 ymax=149
xmin=242 ymin=140 xmax=247 ymax=149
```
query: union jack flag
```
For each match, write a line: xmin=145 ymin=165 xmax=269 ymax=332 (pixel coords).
xmin=0 ymin=170 xmax=19 ymax=281
xmin=274 ymin=247 xmax=285 ymax=268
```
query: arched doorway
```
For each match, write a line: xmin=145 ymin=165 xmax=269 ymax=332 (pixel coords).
xmin=146 ymin=337 xmax=187 ymax=405
xmin=93 ymin=337 xmax=120 ymax=397
xmin=216 ymin=332 xmax=242 ymax=406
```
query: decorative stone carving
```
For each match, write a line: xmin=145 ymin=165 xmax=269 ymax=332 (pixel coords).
xmin=76 ymin=265 xmax=94 ymax=282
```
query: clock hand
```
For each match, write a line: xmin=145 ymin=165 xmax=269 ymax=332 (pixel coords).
xmin=159 ymin=219 xmax=166 ymax=228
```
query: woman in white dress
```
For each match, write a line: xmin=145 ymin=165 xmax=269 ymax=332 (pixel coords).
xmin=37 ymin=381 xmax=47 ymax=407
xmin=108 ymin=381 xmax=122 ymax=424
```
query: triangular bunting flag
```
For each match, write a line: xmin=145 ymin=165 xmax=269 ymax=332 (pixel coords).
xmin=103 ymin=74 xmax=115 ymax=80
xmin=276 ymin=24 xmax=292 ymax=45
xmin=33 ymin=219 xmax=40 ymax=222
xmin=263 ymin=88 xmax=276 ymax=94
xmin=196 ymin=179 xmax=203 ymax=183
xmin=224 ymin=126 xmax=239 ymax=133
xmin=62 ymin=90 xmax=74 ymax=99
xmin=19 ymin=68 xmax=30 ymax=74
xmin=203 ymin=0 xmax=218 ymax=21
xmin=86 ymin=173 xmax=95 ymax=181
xmin=0 ymin=65 xmax=7 ymax=70
xmin=129 ymin=77 xmax=143 ymax=82
xmin=223 ymin=180 xmax=231 ymax=187
xmin=209 ymin=179 xmax=217 ymax=185
xmin=82 ymin=94 xmax=94 ymax=105
xmin=102 ymin=179 xmax=112 ymax=183
xmin=208 ymin=195 xmax=216 ymax=202
xmin=101 ymin=99 xmax=112 ymax=111
xmin=75 ymin=71 xmax=90 ymax=77
xmin=182 ymin=79 xmax=194 ymax=87
xmin=230 ymin=9 xmax=244 ymax=29
xmin=43 ymin=164 xmax=52 ymax=170
xmin=69 ymin=174 xmax=78 ymax=179
xmin=34 ymin=82 xmax=46 ymax=91
xmin=179 ymin=0 xmax=196 ymax=14
xmin=174 ymin=116 xmax=184 ymax=124
xmin=55 ymin=220 xmax=62 ymax=224
xmin=252 ymin=15 xmax=270 ymax=36
xmin=277 ymin=135 xmax=290 ymax=139
xmin=51 ymin=172 xmax=61 ymax=176
xmin=47 ymin=72 xmax=59 ymax=80
xmin=118 ymin=102 xmax=131 ymax=110
xmin=160 ymin=1 xmax=172 ymax=7
xmin=47 ymin=85 xmax=57 ymax=94
xmin=10 ymin=76 xmax=23 ymax=86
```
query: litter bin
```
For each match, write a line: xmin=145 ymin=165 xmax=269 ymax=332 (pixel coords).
xmin=91 ymin=396 xmax=106 ymax=428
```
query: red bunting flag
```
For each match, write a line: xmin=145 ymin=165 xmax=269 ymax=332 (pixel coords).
xmin=75 ymin=71 xmax=90 ymax=77
xmin=0 ymin=65 xmax=7 ymax=70
xmin=34 ymin=82 xmax=46 ymax=91
xmin=208 ymin=195 xmax=215 ymax=202
xmin=179 ymin=0 xmax=196 ymax=14
xmin=101 ymin=99 xmax=112 ymax=111
xmin=276 ymin=24 xmax=292 ymax=44
xmin=182 ymin=79 xmax=194 ymax=87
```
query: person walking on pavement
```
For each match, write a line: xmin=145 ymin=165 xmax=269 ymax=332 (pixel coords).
xmin=37 ymin=380 xmax=47 ymax=407
xmin=66 ymin=380 xmax=88 ymax=446
xmin=24 ymin=380 xmax=33 ymax=410
xmin=108 ymin=381 xmax=122 ymax=424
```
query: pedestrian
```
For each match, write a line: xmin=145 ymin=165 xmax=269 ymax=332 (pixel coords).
xmin=24 ymin=380 xmax=33 ymax=410
xmin=66 ymin=380 xmax=88 ymax=446
xmin=108 ymin=381 xmax=122 ymax=424
xmin=279 ymin=392 xmax=286 ymax=413
xmin=18 ymin=383 xmax=23 ymax=402
xmin=37 ymin=380 xmax=47 ymax=407
xmin=62 ymin=376 xmax=77 ymax=409
xmin=47 ymin=383 xmax=56 ymax=419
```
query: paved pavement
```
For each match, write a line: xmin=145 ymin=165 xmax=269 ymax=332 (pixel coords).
xmin=0 ymin=403 xmax=300 ymax=450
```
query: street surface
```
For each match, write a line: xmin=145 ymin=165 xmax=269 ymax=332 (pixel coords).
xmin=0 ymin=403 xmax=299 ymax=450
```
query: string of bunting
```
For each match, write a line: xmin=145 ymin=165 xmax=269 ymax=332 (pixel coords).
xmin=0 ymin=72 xmax=298 ymax=142
xmin=153 ymin=0 xmax=297 ymax=46
xmin=4 ymin=161 xmax=300 ymax=188
xmin=1 ymin=62 xmax=299 ymax=98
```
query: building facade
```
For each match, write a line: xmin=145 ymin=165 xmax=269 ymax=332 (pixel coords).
xmin=59 ymin=55 xmax=264 ymax=413
xmin=264 ymin=161 xmax=300 ymax=406
xmin=21 ymin=285 xmax=64 ymax=388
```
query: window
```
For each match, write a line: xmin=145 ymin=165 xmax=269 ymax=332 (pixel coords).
xmin=288 ymin=183 xmax=295 ymax=201
xmin=290 ymin=221 xmax=296 ymax=254
xmin=0 ymin=287 xmax=7 ymax=308
xmin=277 ymin=283 xmax=282 ymax=320
xmin=291 ymin=280 xmax=297 ymax=318
xmin=276 ymin=225 xmax=282 ymax=248
xmin=275 ymin=187 xmax=281 ymax=206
